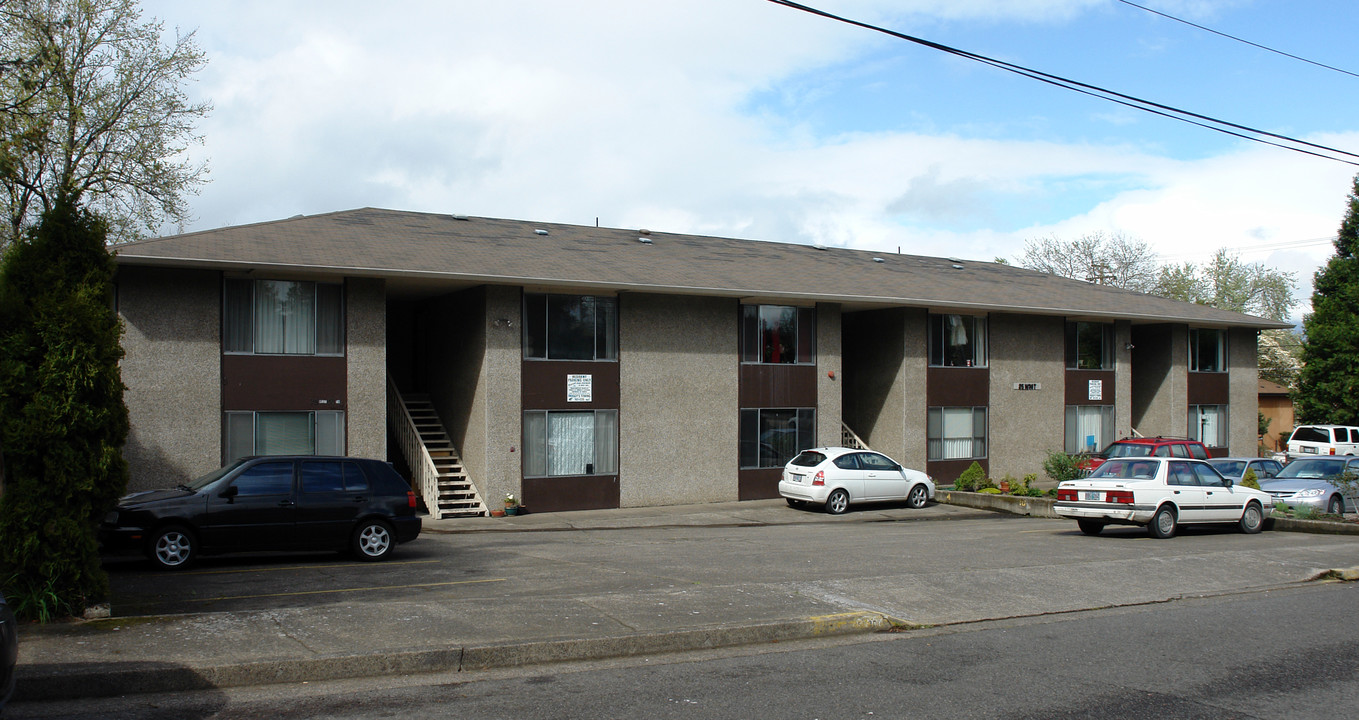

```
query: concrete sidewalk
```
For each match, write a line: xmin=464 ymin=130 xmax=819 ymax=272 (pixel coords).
xmin=10 ymin=499 xmax=1359 ymax=703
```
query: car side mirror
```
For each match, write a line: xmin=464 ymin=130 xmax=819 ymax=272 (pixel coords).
xmin=219 ymin=485 xmax=238 ymax=501
xmin=1222 ymin=478 xmax=1232 ymax=488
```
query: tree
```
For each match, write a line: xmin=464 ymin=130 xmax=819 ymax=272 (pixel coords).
xmin=1295 ymin=174 xmax=1359 ymax=425
xmin=0 ymin=0 xmax=209 ymax=249
xmin=1258 ymin=328 xmax=1303 ymax=388
xmin=1152 ymin=248 xmax=1296 ymax=321
xmin=0 ymin=200 xmax=128 ymax=620
xmin=1018 ymin=231 xmax=1159 ymax=291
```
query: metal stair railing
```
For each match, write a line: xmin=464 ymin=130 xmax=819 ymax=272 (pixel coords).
xmin=841 ymin=422 xmax=870 ymax=450
xmin=387 ymin=373 xmax=442 ymax=517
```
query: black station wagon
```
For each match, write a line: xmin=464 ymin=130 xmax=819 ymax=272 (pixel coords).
xmin=100 ymin=456 xmax=422 ymax=569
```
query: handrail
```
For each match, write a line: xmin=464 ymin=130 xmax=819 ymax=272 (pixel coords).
xmin=841 ymin=422 xmax=870 ymax=450
xmin=387 ymin=373 xmax=441 ymax=517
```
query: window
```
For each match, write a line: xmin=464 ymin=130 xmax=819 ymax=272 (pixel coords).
xmin=301 ymin=460 xmax=368 ymax=493
xmin=224 ymin=411 xmax=345 ymax=463
xmin=1189 ymin=404 xmax=1229 ymax=448
xmin=740 ymin=408 xmax=815 ymax=469
xmin=740 ymin=305 xmax=815 ymax=364
xmin=1065 ymin=405 xmax=1115 ymax=453
xmin=1189 ymin=328 xmax=1226 ymax=372
xmin=523 ymin=410 xmax=618 ymax=476
xmin=929 ymin=314 xmax=987 ymax=367
xmin=224 ymin=279 xmax=344 ymax=355
xmin=229 ymin=461 xmax=295 ymax=496
xmin=523 ymin=294 xmax=617 ymax=360
xmin=927 ymin=407 xmax=987 ymax=460
xmin=1065 ymin=322 xmax=1113 ymax=370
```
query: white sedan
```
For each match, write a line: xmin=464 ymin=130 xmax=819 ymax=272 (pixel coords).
xmin=1055 ymin=457 xmax=1273 ymax=538
xmin=780 ymin=447 xmax=934 ymax=515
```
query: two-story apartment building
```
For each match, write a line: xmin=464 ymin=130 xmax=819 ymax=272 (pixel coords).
xmin=113 ymin=208 xmax=1287 ymax=515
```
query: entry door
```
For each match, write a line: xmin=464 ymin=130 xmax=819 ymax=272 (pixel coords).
xmin=201 ymin=460 xmax=298 ymax=551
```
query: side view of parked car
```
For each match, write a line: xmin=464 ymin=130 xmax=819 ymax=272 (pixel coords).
xmin=1055 ymin=457 xmax=1272 ymax=538
xmin=1207 ymin=457 xmax=1283 ymax=485
xmin=780 ymin=447 xmax=935 ymax=515
xmin=1079 ymin=436 xmax=1210 ymax=474
xmin=100 ymin=456 xmax=422 ymax=569
xmin=1260 ymin=456 xmax=1358 ymax=516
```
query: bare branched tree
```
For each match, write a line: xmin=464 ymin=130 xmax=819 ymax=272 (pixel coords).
xmin=0 ymin=0 xmax=210 ymax=249
xmin=1018 ymin=231 xmax=1159 ymax=292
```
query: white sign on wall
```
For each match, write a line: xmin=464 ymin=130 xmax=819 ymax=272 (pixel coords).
xmin=567 ymin=374 xmax=593 ymax=403
xmin=1088 ymin=379 xmax=1103 ymax=401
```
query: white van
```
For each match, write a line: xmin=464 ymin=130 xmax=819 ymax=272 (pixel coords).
xmin=1286 ymin=425 xmax=1359 ymax=459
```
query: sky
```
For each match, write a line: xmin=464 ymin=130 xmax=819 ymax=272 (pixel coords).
xmin=138 ymin=0 xmax=1359 ymax=321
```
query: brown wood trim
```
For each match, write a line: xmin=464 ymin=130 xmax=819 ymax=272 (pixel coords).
xmin=1065 ymin=370 xmax=1116 ymax=405
xmin=738 ymin=468 xmax=783 ymax=500
xmin=522 ymin=360 xmax=620 ymax=409
xmin=926 ymin=367 xmax=989 ymax=407
xmin=222 ymin=355 xmax=347 ymax=411
xmin=1187 ymin=371 xmax=1230 ymax=405
xmin=927 ymin=458 xmax=988 ymax=485
xmin=738 ymin=364 xmax=818 ymax=408
xmin=523 ymin=475 xmax=620 ymax=513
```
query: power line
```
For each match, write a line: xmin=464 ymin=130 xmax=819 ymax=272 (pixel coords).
xmin=1115 ymin=0 xmax=1359 ymax=80
xmin=765 ymin=1 xmax=1359 ymax=166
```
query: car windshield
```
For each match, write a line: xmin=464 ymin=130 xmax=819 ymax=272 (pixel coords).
xmin=1275 ymin=458 xmax=1350 ymax=480
xmin=1209 ymin=461 xmax=1245 ymax=476
xmin=1102 ymin=442 xmax=1153 ymax=458
xmin=788 ymin=451 xmax=827 ymax=468
xmin=184 ymin=459 xmax=250 ymax=491
xmin=1290 ymin=427 xmax=1331 ymax=443
xmin=1089 ymin=459 xmax=1158 ymax=479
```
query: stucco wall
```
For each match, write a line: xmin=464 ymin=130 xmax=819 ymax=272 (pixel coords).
xmin=118 ymin=266 xmax=221 ymax=491
xmin=482 ymin=286 xmax=523 ymax=504
xmin=346 ymin=278 xmax=386 ymax=460
xmin=1228 ymin=327 xmax=1260 ymax=456
xmin=816 ymin=303 xmax=843 ymax=449
xmin=1115 ymin=321 xmax=1134 ymax=438
xmin=988 ymin=314 xmax=1065 ymax=480
xmin=1131 ymin=324 xmax=1188 ymax=436
xmin=619 ymin=293 xmax=738 ymax=506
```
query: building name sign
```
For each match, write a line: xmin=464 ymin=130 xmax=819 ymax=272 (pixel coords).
xmin=1012 ymin=382 xmax=1041 ymax=391
xmin=567 ymin=374 xmax=593 ymax=402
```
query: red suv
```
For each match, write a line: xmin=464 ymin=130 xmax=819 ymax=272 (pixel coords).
xmin=1081 ymin=437 xmax=1210 ymax=473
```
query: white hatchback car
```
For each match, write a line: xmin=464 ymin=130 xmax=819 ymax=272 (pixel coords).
xmin=780 ymin=447 xmax=934 ymax=514
xmin=1055 ymin=457 xmax=1273 ymax=538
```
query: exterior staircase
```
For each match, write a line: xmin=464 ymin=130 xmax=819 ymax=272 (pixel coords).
xmin=387 ymin=375 xmax=488 ymax=518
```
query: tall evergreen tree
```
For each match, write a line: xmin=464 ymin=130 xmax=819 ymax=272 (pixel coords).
xmin=1295 ymin=175 xmax=1359 ymax=425
xmin=0 ymin=200 xmax=128 ymax=620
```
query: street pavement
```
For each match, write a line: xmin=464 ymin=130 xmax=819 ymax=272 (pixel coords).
xmin=10 ymin=498 xmax=1359 ymax=704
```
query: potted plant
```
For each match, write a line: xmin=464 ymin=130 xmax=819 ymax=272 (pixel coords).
xmin=504 ymin=493 xmax=520 ymax=516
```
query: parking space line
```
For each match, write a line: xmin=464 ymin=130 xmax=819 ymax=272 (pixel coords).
xmin=186 ymin=577 xmax=508 ymax=603
xmin=178 ymin=559 xmax=443 ymax=577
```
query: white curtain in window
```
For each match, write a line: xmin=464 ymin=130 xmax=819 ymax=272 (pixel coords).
xmin=941 ymin=407 xmax=975 ymax=459
xmin=594 ymin=411 xmax=618 ymax=473
xmin=548 ymin=412 xmax=594 ymax=476
xmin=1066 ymin=406 xmax=1112 ymax=453
xmin=225 ymin=412 xmax=255 ymax=463
xmin=1191 ymin=405 xmax=1228 ymax=447
xmin=256 ymin=280 xmax=316 ymax=354
xmin=315 ymin=411 xmax=344 ymax=455
xmin=316 ymin=284 xmax=343 ymax=355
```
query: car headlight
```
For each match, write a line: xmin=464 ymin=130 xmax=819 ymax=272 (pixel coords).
xmin=1297 ymin=488 xmax=1324 ymax=497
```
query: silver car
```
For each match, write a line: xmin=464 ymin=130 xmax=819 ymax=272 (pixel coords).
xmin=1260 ymin=457 xmax=1359 ymax=515
xmin=1207 ymin=457 xmax=1283 ymax=485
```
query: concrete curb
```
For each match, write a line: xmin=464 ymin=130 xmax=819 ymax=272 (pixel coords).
xmin=934 ymin=491 xmax=1058 ymax=518
xmin=14 ymin=611 xmax=901 ymax=702
xmin=1268 ymin=516 xmax=1359 ymax=535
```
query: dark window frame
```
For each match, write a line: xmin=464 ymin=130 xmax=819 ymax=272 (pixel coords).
xmin=523 ymin=293 xmax=619 ymax=361
xmin=928 ymin=314 xmax=988 ymax=368
xmin=739 ymin=408 xmax=816 ymax=469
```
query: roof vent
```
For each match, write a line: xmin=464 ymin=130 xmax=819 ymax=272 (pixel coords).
xmin=639 ymin=228 xmax=651 ymax=235
xmin=872 ymin=257 xmax=885 ymax=263
xmin=638 ymin=237 xmax=652 ymax=244
xmin=812 ymin=244 xmax=829 ymax=251
xmin=535 ymin=229 xmax=549 ymax=236
xmin=451 ymin=214 xmax=470 ymax=221
xmin=952 ymin=264 xmax=965 ymax=270
xmin=948 ymin=257 xmax=963 ymax=263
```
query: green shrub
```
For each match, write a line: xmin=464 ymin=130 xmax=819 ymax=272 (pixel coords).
xmin=978 ymin=487 xmax=1002 ymax=494
xmin=955 ymin=461 xmax=987 ymax=491
xmin=1043 ymin=451 xmax=1084 ymax=484
xmin=0 ymin=202 xmax=129 ymax=621
xmin=1241 ymin=468 xmax=1261 ymax=490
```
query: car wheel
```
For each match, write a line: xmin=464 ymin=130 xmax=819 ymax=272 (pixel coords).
xmin=1077 ymin=519 xmax=1105 ymax=536
xmin=352 ymin=519 xmax=395 ymax=561
xmin=906 ymin=484 xmax=929 ymax=509
xmin=1147 ymin=505 xmax=1177 ymax=539
xmin=825 ymin=489 xmax=850 ymax=515
xmin=148 ymin=525 xmax=196 ymax=570
xmin=1239 ymin=502 xmax=1263 ymax=534
xmin=1327 ymin=495 xmax=1344 ymax=516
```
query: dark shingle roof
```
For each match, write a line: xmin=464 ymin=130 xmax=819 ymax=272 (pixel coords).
xmin=114 ymin=207 xmax=1288 ymax=328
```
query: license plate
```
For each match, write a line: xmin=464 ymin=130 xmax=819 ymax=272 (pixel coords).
xmin=1083 ymin=491 xmax=1102 ymax=501
xmin=791 ymin=474 xmax=804 ymax=484
xmin=1302 ymin=447 xmax=1317 ymax=454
